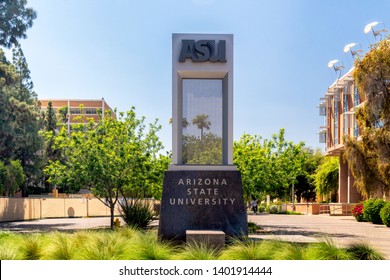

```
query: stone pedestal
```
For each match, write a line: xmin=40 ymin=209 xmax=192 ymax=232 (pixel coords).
xmin=186 ymin=230 xmax=225 ymax=249
xmin=158 ymin=170 xmax=248 ymax=241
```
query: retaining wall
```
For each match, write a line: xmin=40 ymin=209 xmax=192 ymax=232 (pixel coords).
xmin=0 ymin=197 xmax=116 ymax=222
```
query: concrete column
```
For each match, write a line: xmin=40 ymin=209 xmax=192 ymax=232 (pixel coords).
xmin=348 ymin=172 xmax=362 ymax=202
xmin=338 ymin=154 xmax=349 ymax=203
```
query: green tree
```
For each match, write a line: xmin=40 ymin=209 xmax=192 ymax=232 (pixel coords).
xmin=0 ymin=161 xmax=6 ymax=195
xmin=0 ymin=0 xmax=37 ymax=48
xmin=0 ymin=159 xmax=25 ymax=196
xmin=274 ymin=130 xmax=307 ymax=199
xmin=44 ymin=101 xmax=57 ymax=132
xmin=0 ymin=46 xmax=43 ymax=196
xmin=0 ymin=1 xmax=41 ymax=196
xmin=41 ymin=101 xmax=59 ymax=192
xmin=313 ymin=157 xmax=339 ymax=200
xmin=11 ymin=43 xmax=43 ymax=192
xmin=233 ymin=129 xmax=307 ymax=201
xmin=344 ymin=38 xmax=390 ymax=198
xmin=58 ymin=105 xmax=69 ymax=126
xmin=182 ymin=134 xmax=222 ymax=165
xmin=192 ymin=114 xmax=211 ymax=139
xmin=44 ymin=108 xmax=166 ymax=229
xmin=294 ymin=148 xmax=323 ymax=202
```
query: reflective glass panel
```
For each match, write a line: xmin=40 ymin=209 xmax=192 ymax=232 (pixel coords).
xmin=182 ymin=79 xmax=223 ymax=165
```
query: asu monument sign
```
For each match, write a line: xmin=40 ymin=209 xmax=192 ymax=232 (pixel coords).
xmin=158 ymin=34 xmax=248 ymax=241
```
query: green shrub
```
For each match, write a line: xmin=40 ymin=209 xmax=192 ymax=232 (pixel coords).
xmin=363 ymin=199 xmax=386 ymax=224
xmin=118 ymin=198 xmax=155 ymax=229
xmin=268 ymin=205 xmax=279 ymax=214
xmin=286 ymin=211 xmax=302 ymax=215
xmin=258 ymin=205 xmax=266 ymax=213
xmin=362 ymin=199 xmax=375 ymax=222
xmin=247 ymin=222 xmax=259 ymax=233
xmin=380 ymin=201 xmax=390 ymax=227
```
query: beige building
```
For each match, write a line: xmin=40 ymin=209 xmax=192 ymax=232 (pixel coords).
xmin=40 ymin=98 xmax=115 ymax=130
xmin=319 ymin=68 xmax=364 ymax=203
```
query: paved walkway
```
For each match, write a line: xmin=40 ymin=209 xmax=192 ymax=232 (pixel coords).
xmin=0 ymin=217 xmax=114 ymax=232
xmin=1 ymin=214 xmax=390 ymax=259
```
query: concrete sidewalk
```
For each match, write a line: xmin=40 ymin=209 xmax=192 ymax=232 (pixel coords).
xmin=0 ymin=217 xmax=114 ymax=232
xmin=1 ymin=214 xmax=390 ymax=259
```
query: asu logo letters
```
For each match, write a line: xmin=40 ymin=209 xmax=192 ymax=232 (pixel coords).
xmin=179 ymin=40 xmax=227 ymax=63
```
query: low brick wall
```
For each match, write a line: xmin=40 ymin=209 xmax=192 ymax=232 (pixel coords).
xmin=0 ymin=197 xmax=159 ymax=222
xmin=286 ymin=203 xmax=320 ymax=215
xmin=0 ymin=197 xmax=117 ymax=222
xmin=285 ymin=203 xmax=354 ymax=216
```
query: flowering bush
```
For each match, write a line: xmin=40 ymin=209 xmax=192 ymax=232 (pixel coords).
xmin=352 ymin=203 xmax=365 ymax=222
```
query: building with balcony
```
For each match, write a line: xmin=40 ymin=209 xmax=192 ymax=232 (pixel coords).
xmin=318 ymin=68 xmax=364 ymax=204
xmin=39 ymin=98 xmax=115 ymax=131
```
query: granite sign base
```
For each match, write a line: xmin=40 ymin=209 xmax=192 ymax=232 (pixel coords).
xmin=158 ymin=170 xmax=248 ymax=241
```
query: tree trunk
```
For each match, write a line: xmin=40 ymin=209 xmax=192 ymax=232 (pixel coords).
xmin=110 ymin=203 xmax=115 ymax=230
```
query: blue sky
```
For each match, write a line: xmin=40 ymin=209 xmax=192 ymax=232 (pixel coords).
xmin=18 ymin=0 xmax=390 ymax=152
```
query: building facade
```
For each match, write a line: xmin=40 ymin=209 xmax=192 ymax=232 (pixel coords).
xmin=319 ymin=68 xmax=364 ymax=203
xmin=39 ymin=98 xmax=114 ymax=130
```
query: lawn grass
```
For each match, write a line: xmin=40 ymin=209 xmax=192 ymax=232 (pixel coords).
xmin=0 ymin=228 xmax=385 ymax=260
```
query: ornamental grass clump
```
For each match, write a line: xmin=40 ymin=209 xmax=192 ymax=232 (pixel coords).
xmin=0 ymin=244 xmax=17 ymax=260
xmin=19 ymin=234 xmax=45 ymax=260
xmin=346 ymin=240 xmax=385 ymax=260
xmin=127 ymin=230 xmax=175 ymax=260
xmin=118 ymin=198 xmax=155 ymax=229
xmin=173 ymin=241 xmax=220 ymax=260
xmin=46 ymin=232 xmax=77 ymax=260
xmin=79 ymin=230 xmax=128 ymax=260
xmin=303 ymin=237 xmax=351 ymax=260
xmin=270 ymin=241 xmax=304 ymax=260
xmin=219 ymin=239 xmax=279 ymax=260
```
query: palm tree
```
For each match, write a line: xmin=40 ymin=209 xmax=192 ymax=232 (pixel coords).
xmin=192 ymin=114 xmax=211 ymax=139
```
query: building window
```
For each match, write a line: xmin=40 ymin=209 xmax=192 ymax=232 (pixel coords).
xmin=343 ymin=84 xmax=349 ymax=135
xmin=86 ymin=108 xmax=97 ymax=114
xmin=354 ymin=115 xmax=359 ymax=137
xmin=354 ymin=85 xmax=360 ymax=107
xmin=343 ymin=83 xmax=349 ymax=113
xmin=69 ymin=108 xmax=81 ymax=114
